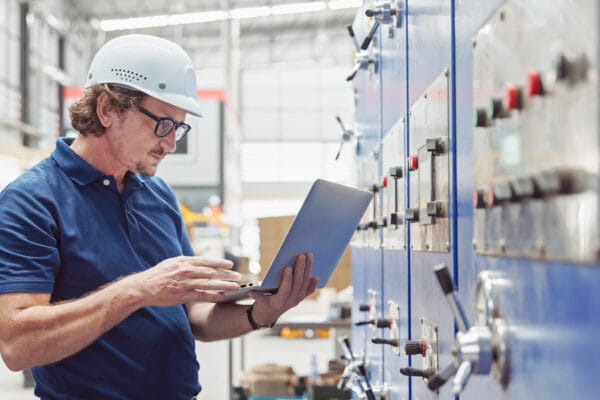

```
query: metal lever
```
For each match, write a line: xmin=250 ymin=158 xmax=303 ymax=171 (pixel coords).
xmin=347 ymin=25 xmax=360 ymax=51
xmin=427 ymin=265 xmax=510 ymax=394
xmin=334 ymin=116 xmax=355 ymax=160
xmin=452 ymin=361 xmax=473 ymax=394
xmin=400 ymin=366 xmax=435 ymax=378
xmin=355 ymin=318 xmax=390 ymax=328
xmin=371 ymin=337 xmax=399 ymax=347
xmin=434 ymin=263 xmax=470 ymax=333
xmin=361 ymin=21 xmax=380 ymax=50
xmin=337 ymin=337 xmax=376 ymax=399
xmin=346 ymin=61 xmax=363 ymax=81
xmin=427 ymin=362 xmax=459 ymax=391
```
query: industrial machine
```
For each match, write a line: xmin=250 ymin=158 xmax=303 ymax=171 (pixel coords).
xmin=342 ymin=0 xmax=600 ymax=399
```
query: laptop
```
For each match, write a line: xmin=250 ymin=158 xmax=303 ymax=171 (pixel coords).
xmin=219 ymin=179 xmax=372 ymax=303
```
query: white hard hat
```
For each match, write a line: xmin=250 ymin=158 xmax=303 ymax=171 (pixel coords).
xmin=85 ymin=34 xmax=202 ymax=117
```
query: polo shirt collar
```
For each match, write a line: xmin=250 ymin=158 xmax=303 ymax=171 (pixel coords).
xmin=51 ymin=137 xmax=148 ymax=187
xmin=52 ymin=137 xmax=104 ymax=186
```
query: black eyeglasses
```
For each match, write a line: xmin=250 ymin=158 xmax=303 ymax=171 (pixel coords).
xmin=137 ymin=106 xmax=191 ymax=141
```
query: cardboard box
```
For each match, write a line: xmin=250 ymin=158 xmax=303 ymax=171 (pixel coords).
xmin=257 ymin=216 xmax=351 ymax=294
xmin=240 ymin=364 xmax=298 ymax=397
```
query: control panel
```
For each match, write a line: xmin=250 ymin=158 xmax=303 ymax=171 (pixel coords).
xmin=471 ymin=0 xmax=599 ymax=262
xmin=381 ymin=118 xmax=406 ymax=249
xmin=425 ymin=265 xmax=511 ymax=394
xmin=354 ymin=151 xmax=381 ymax=249
xmin=408 ymin=69 xmax=450 ymax=252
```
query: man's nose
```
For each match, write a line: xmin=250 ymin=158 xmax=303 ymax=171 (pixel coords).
xmin=161 ymin=127 xmax=177 ymax=153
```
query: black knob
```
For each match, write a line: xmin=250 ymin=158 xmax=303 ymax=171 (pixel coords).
xmin=405 ymin=208 xmax=419 ymax=222
xmin=426 ymin=201 xmax=443 ymax=217
xmin=400 ymin=367 xmax=434 ymax=378
xmin=487 ymin=97 xmax=503 ymax=119
xmin=473 ymin=107 xmax=488 ymax=127
xmin=371 ymin=337 xmax=399 ymax=347
xmin=365 ymin=9 xmax=375 ymax=17
xmin=404 ymin=340 xmax=424 ymax=356
xmin=426 ymin=138 xmax=443 ymax=153
xmin=359 ymin=304 xmax=370 ymax=312
xmin=427 ymin=372 xmax=448 ymax=391
xmin=491 ymin=181 xmax=515 ymax=203
xmin=389 ymin=166 xmax=403 ymax=178
xmin=370 ymin=184 xmax=380 ymax=193
xmin=368 ymin=221 xmax=378 ymax=230
xmin=375 ymin=318 xmax=391 ymax=328
xmin=472 ymin=189 xmax=486 ymax=209
xmin=346 ymin=25 xmax=356 ymax=38
xmin=555 ymin=53 xmax=569 ymax=81
xmin=433 ymin=263 xmax=454 ymax=295
xmin=511 ymin=176 xmax=537 ymax=200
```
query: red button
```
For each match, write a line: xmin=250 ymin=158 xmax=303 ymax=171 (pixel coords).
xmin=382 ymin=176 xmax=388 ymax=188
xmin=504 ymin=84 xmax=520 ymax=110
xmin=527 ymin=70 xmax=542 ymax=96
xmin=409 ymin=155 xmax=418 ymax=170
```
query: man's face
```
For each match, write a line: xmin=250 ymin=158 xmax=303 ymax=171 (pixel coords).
xmin=108 ymin=96 xmax=187 ymax=176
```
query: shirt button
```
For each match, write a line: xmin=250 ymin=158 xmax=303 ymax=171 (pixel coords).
xmin=103 ymin=179 xmax=110 ymax=186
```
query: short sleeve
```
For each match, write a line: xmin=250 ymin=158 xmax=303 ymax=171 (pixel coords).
xmin=0 ymin=181 xmax=60 ymax=294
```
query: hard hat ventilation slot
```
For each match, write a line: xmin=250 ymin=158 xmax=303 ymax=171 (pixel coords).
xmin=110 ymin=68 xmax=148 ymax=83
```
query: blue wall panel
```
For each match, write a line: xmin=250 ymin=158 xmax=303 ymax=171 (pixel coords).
xmin=406 ymin=1 xmax=455 ymax=399
xmin=350 ymin=1 xmax=600 ymax=399
xmin=382 ymin=250 xmax=410 ymax=400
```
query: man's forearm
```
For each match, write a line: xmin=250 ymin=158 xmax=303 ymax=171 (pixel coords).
xmin=188 ymin=302 xmax=256 ymax=341
xmin=0 ymin=277 xmax=143 ymax=371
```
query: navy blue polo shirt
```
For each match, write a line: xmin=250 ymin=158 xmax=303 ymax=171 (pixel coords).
xmin=0 ymin=138 xmax=201 ymax=399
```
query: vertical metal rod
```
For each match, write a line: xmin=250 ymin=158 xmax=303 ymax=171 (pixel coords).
xmin=58 ymin=35 xmax=65 ymax=137
xmin=19 ymin=2 xmax=30 ymax=146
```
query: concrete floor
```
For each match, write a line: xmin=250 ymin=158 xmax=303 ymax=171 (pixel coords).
xmin=0 ymin=363 xmax=35 ymax=399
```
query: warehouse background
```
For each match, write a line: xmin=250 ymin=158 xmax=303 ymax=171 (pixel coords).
xmin=3 ymin=1 xmax=600 ymax=400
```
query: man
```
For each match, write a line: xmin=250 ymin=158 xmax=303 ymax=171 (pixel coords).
xmin=0 ymin=34 xmax=318 ymax=399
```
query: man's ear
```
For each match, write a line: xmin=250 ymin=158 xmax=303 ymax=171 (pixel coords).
xmin=96 ymin=91 xmax=115 ymax=129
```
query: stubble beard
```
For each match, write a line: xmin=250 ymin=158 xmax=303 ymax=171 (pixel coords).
xmin=136 ymin=148 xmax=167 ymax=176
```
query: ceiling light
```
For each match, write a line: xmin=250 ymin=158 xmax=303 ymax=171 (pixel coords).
xmin=98 ymin=1 xmax=359 ymax=32
xmin=271 ymin=2 xmax=326 ymax=16
xmin=328 ymin=0 xmax=362 ymax=10
xmin=231 ymin=6 xmax=271 ymax=19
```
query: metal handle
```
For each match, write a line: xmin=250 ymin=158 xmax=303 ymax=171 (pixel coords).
xmin=400 ymin=366 xmax=435 ymax=378
xmin=346 ymin=62 xmax=362 ymax=81
xmin=452 ymin=361 xmax=473 ymax=394
xmin=427 ymin=362 xmax=459 ymax=391
xmin=371 ymin=337 xmax=399 ymax=347
xmin=347 ymin=25 xmax=359 ymax=51
xmin=433 ymin=263 xmax=470 ymax=333
xmin=361 ymin=21 xmax=380 ymax=50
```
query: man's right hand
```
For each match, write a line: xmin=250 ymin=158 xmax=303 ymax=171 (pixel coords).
xmin=131 ymin=256 xmax=241 ymax=307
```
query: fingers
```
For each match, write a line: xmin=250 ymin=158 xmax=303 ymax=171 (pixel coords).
xmin=184 ymin=256 xmax=234 ymax=269
xmin=187 ymin=279 xmax=240 ymax=292
xmin=277 ymin=267 xmax=293 ymax=299
xmin=296 ymin=253 xmax=313 ymax=298
xmin=290 ymin=254 xmax=306 ymax=298
xmin=306 ymin=277 xmax=319 ymax=295
xmin=188 ymin=267 xmax=241 ymax=282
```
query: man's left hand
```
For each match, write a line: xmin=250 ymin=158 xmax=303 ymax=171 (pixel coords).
xmin=248 ymin=253 xmax=319 ymax=327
